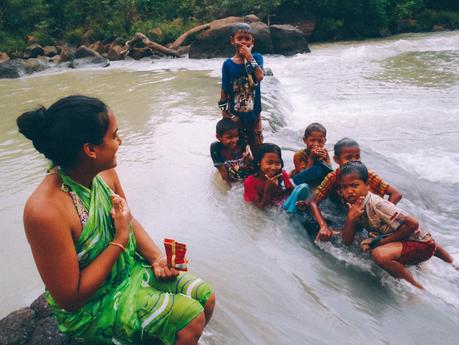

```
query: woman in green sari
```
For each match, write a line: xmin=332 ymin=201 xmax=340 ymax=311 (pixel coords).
xmin=17 ymin=95 xmax=215 ymax=345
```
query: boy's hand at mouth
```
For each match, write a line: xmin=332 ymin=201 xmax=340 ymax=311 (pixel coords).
xmin=346 ymin=196 xmax=366 ymax=222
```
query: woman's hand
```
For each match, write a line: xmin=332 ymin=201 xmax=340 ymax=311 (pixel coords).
xmin=110 ymin=194 xmax=131 ymax=245
xmin=152 ymin=256 xmax=179 ymax=280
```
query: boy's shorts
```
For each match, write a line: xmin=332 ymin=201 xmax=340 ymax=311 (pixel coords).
xmin=397 ymin=240 xmax=436 ymax=265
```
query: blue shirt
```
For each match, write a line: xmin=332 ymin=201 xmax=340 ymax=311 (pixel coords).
xmin=221 ymin=53 xmax=263 ymax=123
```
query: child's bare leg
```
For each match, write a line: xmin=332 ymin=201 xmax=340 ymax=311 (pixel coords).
xmin=433 ymin=244 xmax=453 ymax=263
xmin=371 ymin=243 xmax=425 ymax=289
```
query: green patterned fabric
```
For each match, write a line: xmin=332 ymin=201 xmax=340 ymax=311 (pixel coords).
xmin=46 ymin=170 xmax=212 ymax=345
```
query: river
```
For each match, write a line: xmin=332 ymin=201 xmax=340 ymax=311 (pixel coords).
xmin=1 ymin=31 xmax=458 ymax=344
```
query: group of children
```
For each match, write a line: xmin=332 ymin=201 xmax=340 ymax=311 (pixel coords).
xmin=210 ymin=22 xmax=455 ymax=290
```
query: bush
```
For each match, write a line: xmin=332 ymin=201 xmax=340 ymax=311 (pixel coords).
xmin=0 ymin=32 xmax=27 ymax=53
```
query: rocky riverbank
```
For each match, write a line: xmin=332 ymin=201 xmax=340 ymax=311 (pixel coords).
xmin=0 ymin=15 xmax=310 ymax=79
xmin=0 ymin=294 xmax=75 ymax=345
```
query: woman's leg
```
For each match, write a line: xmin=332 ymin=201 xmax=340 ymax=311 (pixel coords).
xmin=371 ymin=242 xmax=424 ymax=289
xmin=175 ymin=312 xmax=206 ymax=345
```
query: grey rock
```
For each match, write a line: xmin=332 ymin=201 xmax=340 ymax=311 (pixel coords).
xmin=264 ymin=67 xmax=274 ymax=76
xmin=270 ymin=24 xmax=310 ymax=55
xmin=0 ymin=307 xmax=35 ymax=345
xmin=26 ymin=317 xmax=68 ymax=345
xmin=68 ymin=56 xmax=110 ymax=69
xmin=23 ymin=44 xmax=44 ymax=59
xmin=74 ymin=46 xmax=101 ymax=59
xmin=30 ymin=294 xmax=52 ymax=320
xmin=0 ymin=62 xmax=20 ymax=78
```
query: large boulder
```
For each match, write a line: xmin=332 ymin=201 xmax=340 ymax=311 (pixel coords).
xmin=189 ymin=16 xmax=272 ymax=59
xmin=74 ymin=45 xmax=100 ymax=59
xmin=43 ymin=46 xmax=58 ymax=57
xmin=0 ymin=307 xmax=36 ymax=345
xmin=70 ymin=46 xmax=109 ymax=68
xmin=26 ymin=317 xmax=69 ymax=345
xmin=270 ymin=24 xmax=310 ymax=55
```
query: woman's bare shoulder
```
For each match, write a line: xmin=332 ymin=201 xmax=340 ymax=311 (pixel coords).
xmin=23 ymin=175 xmax=72 ymax=235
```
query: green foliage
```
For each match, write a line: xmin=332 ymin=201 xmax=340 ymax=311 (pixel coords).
xmin=0 ymin=0 xmax=458 ymax=53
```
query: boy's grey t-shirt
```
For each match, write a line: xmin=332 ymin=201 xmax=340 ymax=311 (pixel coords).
xmin=221 ymin=53 xmax=263 ymax=123
xmin=358 ymin=192 xmax=431 ymax=242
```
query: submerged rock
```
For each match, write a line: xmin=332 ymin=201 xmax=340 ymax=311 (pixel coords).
xmin=0 ymin=58 xmax=49 ymax=79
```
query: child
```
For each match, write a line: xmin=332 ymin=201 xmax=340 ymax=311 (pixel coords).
xmin=219 ymin=22 xmax=265 ymax=150
xmin=244 ymin=143 xmax=294 ymax=209
xmin=210 ymin=118 xmax=254 ymax=182
xmin=290 ymin=122 xmax=333 ymax=186
xmin=339 ymin=161 xmax=454 ymax=289
xmin=304 ymin=138 xmax=403 ymax=241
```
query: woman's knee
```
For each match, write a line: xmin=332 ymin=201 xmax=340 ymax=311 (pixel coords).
xmin=175 ymin=311 xmax=205 ymax=344
xmin=371 ymin=248 xmax=387 ymax=265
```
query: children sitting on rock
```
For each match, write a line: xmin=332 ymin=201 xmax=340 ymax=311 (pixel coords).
xmin=302 ymin=137 xmax=403 ymax=241
xmin=339 ymin=161 xmax=455 ymax=289
xmin=290 ymin=122 xmax=333 ymax=187
xmin=210 ymin=118 xmax=254 ymax=183
xmin=219 ymin=22 xmax=265 ymax=150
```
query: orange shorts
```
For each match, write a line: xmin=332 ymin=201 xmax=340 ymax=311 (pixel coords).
xmin=397 ymin=240 xmax=436 ymax=265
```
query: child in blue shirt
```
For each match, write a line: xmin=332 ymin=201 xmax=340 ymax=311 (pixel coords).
xmin=219 ymin=23 xmax=265 ymax=150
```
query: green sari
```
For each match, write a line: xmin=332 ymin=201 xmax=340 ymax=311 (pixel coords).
xmin=46 ymin=170 xmax=212 ymax=345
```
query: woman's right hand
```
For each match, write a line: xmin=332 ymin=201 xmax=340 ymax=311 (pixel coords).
xmin=110 ymin=194 xmax=131 ymax=244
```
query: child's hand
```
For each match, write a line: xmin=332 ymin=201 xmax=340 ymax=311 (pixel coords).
xmin=346 ymin=196 xmax=365 ymax=222
xmin=296 ymin=200 xmax=308 ymax=211
xmin=264 ymin=173 xmax=282 ymax=189
xmin=237 ymin=43 xmax=253 ymax=61
xmin=242 ymin=145 xmax=253 ymax=162
xmin=315 ymin=224 xmax=337 ymax=242
xmin=360 ymin=239 xmax=372 ymax=252
xmin=311 ymin=147 xmax=328 ymax=161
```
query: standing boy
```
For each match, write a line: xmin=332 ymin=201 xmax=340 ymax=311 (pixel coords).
xmin=290 ymin=122 xmax=333 ymax=187
xmin=219 ymin=23 xmax=265 ymax=150
xmin=339 ymin=161 xmax=454 ymax=289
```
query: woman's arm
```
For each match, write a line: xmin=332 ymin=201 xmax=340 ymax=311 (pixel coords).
xmin=25 ymin=194 xmax=130 ymax=312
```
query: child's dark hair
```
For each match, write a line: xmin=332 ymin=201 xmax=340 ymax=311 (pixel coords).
xmin=17 ymin=95 xmax=110 ymax=169
xmin=216 ymin=118 xmax=237 ymax=136
xmin=334 ymin=137 xmax=359 ymax=157
xmin=253 ymin=143 xmax=284 ymax=173
xmin=231 ymin=22 xmax=254 ymax=37
xmin=340 ymin=161 xmax=368 ymax=183
xmin=304 ymin=122 xmax=326 ymax=138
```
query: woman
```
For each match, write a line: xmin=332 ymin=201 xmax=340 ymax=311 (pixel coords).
xmin=17 ymin=95 xmax=215 ymax=345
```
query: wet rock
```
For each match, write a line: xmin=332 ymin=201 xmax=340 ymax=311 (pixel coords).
xmin=68 ymin=56 xmax=110 ymax=69
xmin=74 ymin=45 xmax=100 ymax=59
xmin=0 ymin=61 xmax=20 ymax=78
xmin=56 ymin=46 xmax=74 ymax=62
xmin=270 ymin=24 xmax=310 ymax=55
xmin=89 ymin=41 xmax=105 ymax=55
xmin=129 ymin=47 xmax=153 ymax=60
xmin=26 ymin=317 xmax=68 ymax=345
xmin=190 ymin=16 xmax=272 ymax=59
xmin=43 ymin=46 xmax=58 ymax=57
xmin=23 ymin=44 xmax=44 ymax=59
xmin=0 ymin=307 xmax=35 ymax=345
xmin=20 ymin=57 xmax=49 ymax=74
xmin=264 ymin=67 xmax=274 ymax=76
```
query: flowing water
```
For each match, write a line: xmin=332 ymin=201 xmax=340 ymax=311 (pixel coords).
xmin=1 ymin=31 xmax=459 ymax=344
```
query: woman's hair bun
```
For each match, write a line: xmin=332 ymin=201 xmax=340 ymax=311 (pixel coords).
xmin=16 ymin=106 xmax=48 ymax=141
